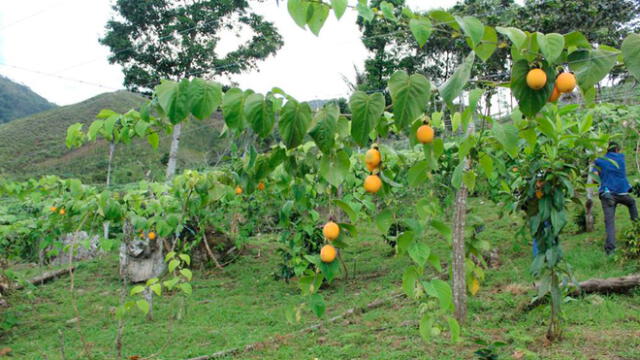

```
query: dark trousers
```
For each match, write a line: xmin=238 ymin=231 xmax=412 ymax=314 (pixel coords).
xmin=599 ymin=193 xmax=639 ymax=253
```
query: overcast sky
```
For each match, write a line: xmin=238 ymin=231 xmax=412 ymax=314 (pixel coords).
xmin=0 ymin=0 xmax=459 ymax=106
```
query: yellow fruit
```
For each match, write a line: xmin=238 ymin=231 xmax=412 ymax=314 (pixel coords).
xmin=365 ymin=148 xmax=381 ymax=168
xmin=59 ymin=209 xmax=66 ymax=215
xmin=320 ymin=244 xmax=337 ymax=263
xmin=548 ymin=86 xmax=560 ymax=102
xmin=148 ymin=232 xmax=157 ymax=240
xmin=512 ymin=167 xmax=518 ymax=172
xmin=416 ymin=125 xmax=435 ymax=144
xmin=50 ymin=206 xmax=57 ymax=213
xmin=526 ymin=68 xmax=547 ymax=90
xmin=323 ymin=221 xmax=340 ymax=241
xmin=235 ymin=186 xmax=243 ymax=195
xmin=556 ymin=72 xmax=576 ymax=93
xmin=257 ymin=182 xmax=265 ymax=191
xmin=470 ymin=278 xmax=480 ymax=296
xmin=536 ymin=190 xmax=543 ymax=199
xmin=364 ymin=174 xmax=382 ymax=193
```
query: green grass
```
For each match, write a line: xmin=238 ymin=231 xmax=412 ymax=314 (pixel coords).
xmin=2 ymin=199 xmax=640 ymax=360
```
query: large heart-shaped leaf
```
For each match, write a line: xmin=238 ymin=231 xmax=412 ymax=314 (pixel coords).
xmin=307 ymin=2 xmax=330 ymax=36
xmin=475 ymin=26 xmax=497 ymax=62
xmin=244 ymin=93 xmax=275 ymax=138
xmin=568 ymin=49 xmax=617 ymax=90
xmin=222 ymin=88 xmax=248 ymax=131
xmin=456 ymin=16 xmax=484 ymax=47
xmin=288 ymin=0 xmax=309 ymax=28
xmin=188 ymin=78 xmax=222 ymax=120
xmin=279 ymin=97 xmax=312 ymax=149
xmin=320 ymin=150 xmax=350 ymax=187
xmin=388 ymin=71 xmax=431 ymax=132
xmin=309 ymin=103 xmax=339 ymax=154
xmin=349 ymin=91 xmax=385 ymax=146
xmin=622 ymin=34 xmax=640 ymax=81
xmin=510 ymin=59 xmax=555 ymax=117
xmin=439 ymin=52 xmax=475 ymax=106
xmin=537 ymin=33 xmax=564 ymax=64
xmin=155 ymin=79 xmax=191 ymax=124
xmin=331 ymin=0 xmax=347 ymax=19
xmin=409 ymin=18 xmax=432 ymax=48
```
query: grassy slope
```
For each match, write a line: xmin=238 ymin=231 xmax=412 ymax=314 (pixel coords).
xmin=3 ymin=199 xmax=640 ymax=360
xmin=0 ymin=91 xmax=230 ymax=184
xmin=0 ymin=75 xmax=56 ymax=125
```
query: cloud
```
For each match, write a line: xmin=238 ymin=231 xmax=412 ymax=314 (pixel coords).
xmin=0 ymin=0 xmax=459 ymax=106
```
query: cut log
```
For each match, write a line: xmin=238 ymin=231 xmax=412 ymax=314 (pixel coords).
xmin=0 ymin=267 xmax=76 ymax=292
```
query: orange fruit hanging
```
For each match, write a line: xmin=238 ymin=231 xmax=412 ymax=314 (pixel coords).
xmin=322 ymin=221 xmax=340 ymax=241
xmin=548 ymin=86 xmax=560 ymax=102
xmin=257 ymin=182 xmax=265 ymax=191
xmin=148 ymin=232 xmax=157 ymax=240
xmin=526 ymin=68 xmax=547 ymax=90
xmin=235 ymin=186 xmax=243 ymax=195
xmin=556 ymin=72 xmax=576 ymax=93
xmin=320 ymin=244 xmax=337 ymax=263
xmin=365 ymin=147 xmax=381 ymax=168
xmin=364 ymin=174 xmax=382 ymax=193
xmin=416 ymin=124 xmax=435 ymax=144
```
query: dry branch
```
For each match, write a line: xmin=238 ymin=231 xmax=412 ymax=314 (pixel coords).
xmin=186 ymin=293 xmax=404 ymax=360
xmin=0 ymin=267 xmax=76 ymax=292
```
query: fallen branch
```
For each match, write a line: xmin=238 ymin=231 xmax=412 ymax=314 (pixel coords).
xmin=0 ymin=267 xmax=77 ymax=292
xmin=526 ymin=273 xmax=640 ymax=310
xmin=186 ymin=292 xmax=405 ymax=360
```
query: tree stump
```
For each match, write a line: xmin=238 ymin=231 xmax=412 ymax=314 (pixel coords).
xmin=119 ymin=223 xmax=166 ymax=283
xmin=49 ymin=232 xmax=103 ymax=265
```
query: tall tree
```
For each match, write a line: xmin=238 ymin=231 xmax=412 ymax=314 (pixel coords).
xmin=100 ymin=0 xmax=284 ymax=179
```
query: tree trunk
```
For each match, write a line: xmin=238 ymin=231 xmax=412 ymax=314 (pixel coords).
xmin=585 ymin=172 xmax=595 ymax=232
xmin=166 ymin=123 xmax=183 ymax=180
xmin=104 ymin=142 xmax=116 ymax=240
xmin=452 ymin=183 xmax=468 ymax=323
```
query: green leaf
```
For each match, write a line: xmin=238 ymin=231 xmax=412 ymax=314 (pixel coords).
xmin=408 ymin=160 xmax=429 ymax=187
xmin=510 ymin=59 xmax=555 ymax=117
xmin=537 ymin=33 xmax=564 ymax=64
xmin=87 ymin=120 xmax=104 ymax=141
xmin=496 ymin=26 xmax=526 ymax=49
xmin=309 ymin=104 xmax=338 ymax=154
xmin=147 ymin=132 xmax=159 ymax=150
xmin=380 ymin=1 xmax=396 ymax=21
xmin=479 ymin=152 xmax=494 ymax=179
xmin=134 ymin=120 xmax=149 ymax=138
xmin=427 ymin=279 xmax=453 ymax=311
xmin=178 ymin=254 xmax=191 ymax=266
xmin=375 ymin=209 xmax=393 ymax=234
xmin=408 ymin=241 xmax=430 ymax=268
xmin=279 ymin=98 xmax=312 ymax=149
xmin=180 ymin=269 xmax=193 ymax=281
xmin=288 ymin=0 xmax=309 ymax=28
xmin=168 ymin=259 xmax=179 ymax=273
xmin=447 ymin=316 xmax=461 ymax=342
xmin=402 ymin=266 xmax=420 ymax=299
xmin=564 ymin=31 xmax=591 ymax=53
xmin=136 ymin=299 xmax=150 ymax=314
xmin=622 ymin=34 xmax=640 ymax=81
xmin=333 ymin=199 xmax=358 ymax=223
xmin=155 ymin=79 xmax=191 ymax=124
xmin=356 ymin=0 xmax=374 ymax=22
xmin=429 ymin=220 xmax=451 ymax=238
xmin=320 ymin=151 xmax=350 ymax=187
xmin=419 ymin=313 xmax=434 ymax=341
xmin=492 ymin=122 xmax=519 ymax=159
xmin=178 ymin=283 xmax=192 ymax=295
xmin=319 ymin=259 xmax=340 ymax=283
xmin=188 ymin=78 xmax=222 ymax=120
xmin=222 ymin=88 xmax=247 ymax=131
xmin=451 ymin=162 xmax=464 ymax=189
xmin=309 ymin=293 xmax=326 ymax=317
xmin=456 ymin=16 xmax=484 ymax=47
xmin=429 ymin=10 xmax=459 ymax=30
xmin=149 ymin=283 xmax=162 ymax=296
xmin=244 ymin=93 xmax=275 ymax=138
xmin=568 ymin=49 xmax=618 ymax=90
xmin=409 ymin=18 xmax=432 ymax=48
xmin=349 ymin=91 xmax=385 ymax=146
xmin=463 ymin=171 xmax=477 ymax=192
xmin=307 ymin=3 xmax=330 ymax=36
xmin=475 ymin=26 xmax=497 ymax=62
xmin=388 ymin=71 xmax=431 ymax=132
xmin=439 ymin=52 xmax=475 ymax=105
xmin=130 ymin=285 xmax=145 ymax=296
xmin=331 ymin=0 xmax=347 ymax=19
xmin=397 ymin=231 xmax=415 ymax=254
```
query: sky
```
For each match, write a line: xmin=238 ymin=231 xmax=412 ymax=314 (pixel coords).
xmin=0 ymin=0 xmax=459 ymax=106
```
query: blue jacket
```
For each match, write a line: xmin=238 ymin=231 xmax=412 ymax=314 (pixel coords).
xmin=594 ymin=152 xmax=632 ymax=194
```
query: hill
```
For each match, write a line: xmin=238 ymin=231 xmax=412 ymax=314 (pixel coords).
xmin=0 ymin=90 xmax=230 ymax=184
xmin=0 ymin=75 xmax=56 ymax=124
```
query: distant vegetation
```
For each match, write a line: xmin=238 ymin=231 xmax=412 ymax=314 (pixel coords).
xmin=0 ymin=75 xmax=56 ymax=124
xmin=0 ymin=90 xmax=230 ymax=184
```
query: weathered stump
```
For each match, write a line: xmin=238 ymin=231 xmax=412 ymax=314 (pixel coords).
xmin=119 ymin=222 xmax=166 ymax=283
xmin=49 ymin=232 xmax=103 ymax=265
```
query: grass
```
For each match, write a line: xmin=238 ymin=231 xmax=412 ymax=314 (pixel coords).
xmin=2 ymin=199 xmax=640 ymax=360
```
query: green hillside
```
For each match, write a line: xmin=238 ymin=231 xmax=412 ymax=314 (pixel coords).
xmin=0 ymin=75 xmax=56 ymax=124
xmin=0 ymin=90 xmax=230 ymax=184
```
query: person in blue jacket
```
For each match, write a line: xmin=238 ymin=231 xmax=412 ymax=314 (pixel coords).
xmin=593 ymin=142 xmax=638 ymax=255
